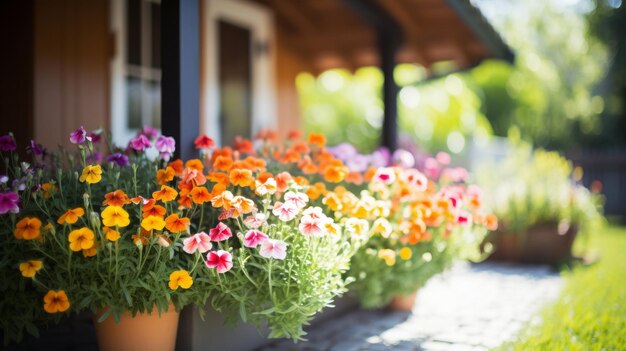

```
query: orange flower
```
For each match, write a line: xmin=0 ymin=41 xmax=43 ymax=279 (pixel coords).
xmin=142 ymin=203 xmax=166 ymax=218
xmin=293 ymin=176 xmax=309 ymax=186
xmin=364 ymin=166 xmax=378 ymax=183
xmin=208 ymin=172 xmax=230 ymax=186
xmin=41 ymin=183 xmax=57 ymax=199
xmin=168 ymin=159 xmax=184 ymax=175
xmin=57 ymin=208 xmax=85 ymax=225
xmin=231 ymin=196 xmax=254 ymax=215
xmin=229 ymin=169 xmax=253 ymax=187
xmin=102 ymin=190 xmax=130 ymax=207
xmin=168 ymin=270 xmax=193 ymax=290
xmin=43 ymin=290 xmax=70 ymax=313
xmin=103 ymin=226 xmax=121 ymax=241
xmin=211 ymin=190 xmax=233 ymax=209
xmin=82 ymin=246 xmax=97 ymax=257
xmin=156 ymin=166 xmax=176 ymax=185
xmin=101 ymin=205 xmax=130 ymax=227
xmin=210 ymin=147 xmax=232 ymax=165
xmin=68 ymin=227 xmax=95 ymax=251
xmin=244 ymin=156 xmax=266 ymax=171
xmin=256 ymin=171 xmax=273 ymax=184
xmin=213 ymin=155 xmax=233 ymax=171
xmin=165 ymin=214 xmax=190 ymax=233
xmin=345 ymin=172 xmax=363 ymax=185
xmin=287 ymin=130 xmax=302 ymax=140
xmin=485 ymin=213 xmax=498 ymax=231
xmin=141 ymin=215 xmax=166 ymax=231
xmin=306 ymin=182 xmax=326 ymax=200
xmin=292 ymin=142 xmax=309 ymax=153
xmin=190 ymin=186 xmax=212 ymax=204
xmin=177 ymin=188 xmax=193 ymax=208
xmin=282 ymin=149 xmax=301 ymax=163
xmin=298 ymin=158 xmax=317 ymax=175
xmin=275 ymin=172 xmax=292 ymax=193
xmin=185 ymin=159 xmax=204 ymax=172
xmin=19 ymin=260 xmax=43 ymax=278
xmin=233 ymin=137 xmax=254 ymax=154
xmin=323 ymin=166 xmax=348 ymax=183
xmin=14 ymin=217 xmax=42 ymax=240
xmin=307 ymin=132 xmax=326 ymax=147
xmin=323 ymin=192 xmax=343 ymax=212
xmin=209 ymin=183 xmax=226 ymax=198
xmin=180 ymin=168 xmax=207 ymax=186
xmin=153 ymin=185 xmax=178 ymax=202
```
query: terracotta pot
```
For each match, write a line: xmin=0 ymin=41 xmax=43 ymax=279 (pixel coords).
xmin=94 ymin=304 xmax=179 ymax=351
xmin=388 ymin=291 xmax=417 ymax=312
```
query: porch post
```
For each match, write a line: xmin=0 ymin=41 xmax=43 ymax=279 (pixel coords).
xmin=161 ymin=0 xmax=200 ymax=160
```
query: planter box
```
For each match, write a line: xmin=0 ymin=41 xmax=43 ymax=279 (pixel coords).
xmin=486 ymin=222 xmax=578 ymax=265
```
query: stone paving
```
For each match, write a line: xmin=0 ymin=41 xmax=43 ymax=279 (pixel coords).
xmin=260 ymin=262 xmax=564 ymax=351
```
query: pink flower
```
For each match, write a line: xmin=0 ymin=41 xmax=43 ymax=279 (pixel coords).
xmin=436 ymin=152 xmax=451 ymax=165
xmin=374 ymin=167 xmax=396 ymax=184
xmin=298 ymin=216 xmax=325 ymax=237
xmin=272 ymin=201 xmax=298 ymax=222
xmin=302 ymin=206 xmax=326 ymax=221
xmin=259 ymin=239 xmax=288 ymax=260
xmin=0 ymin=191 xmax=20 ymax=214
xmin=205 ymin=250 xmax=233 ymax=273
xmin=155 ymin=135 xmax=176 ymax=161
xmin=284 ymin=191 xmax=309 ymax=209
xmin=209 ymin=222 xmax=232 ymax=242
xmin=0 ymin=135 xmax=16 ymax=151
xmin=69 ymin=126 xmax=90 ymax=144
xmin=402 ymin=169 xmax=428 ymax=192
xmin=183 ymin=232 xmax=213 ymax=254
xmin=130 ymin=134 xmax=151 ymax=151
xmin=243 ymin=213 xmax=267 ymax=229
xmin=194 ymin=135 xmax=215 ymax=149
xmin=142 ymin=126 xmax=159 ymax=140
xmin=243 ymin=230 xmax=269 ymax=248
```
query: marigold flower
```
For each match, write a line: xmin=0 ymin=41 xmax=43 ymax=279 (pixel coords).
xmin=19 ymin=260 xmax=43 ymax=278
xmin=68 ymin=227 xmax=95 ymax=251
xmin=190 ymin=186 xmax=212 ymax=204
xmin=168 ymin=270 xmax=193 ymax=290
xmin=43 ymin=290 xmax=70 ymax=313
xmin=165 ymin=214 xmax=190 ymax=233
xmin=194 ymin=135 xmax=215 ymax=149
xmin=183 ymin=232 xmax=212 ymax=254
xmin=229 ymin=169 xmax=253 ymax=188
xmin=205 ymin=250 xmax=233 ymax=273
xmin=101 ymin=206 xmax=130 ymax=227
xmin=399 ymin=247 xmax=412 ymax=260
xmin=307 ymin=132 xmax=326 ymax=147
xmin=156 ymin=166 xmax=176 ymax=185
xmin=57 ymin=207 xmax=85 ymax=225
xmin=141 ymin=215 xmax=166 ymax=231
xmin=259 ymin=239 xmax=288 ymax=260
xmin=153 ymin=185 xmax=178 ymax=202
xmin=102 ymin=190 xmax=130 ymax=207
xmin=79 ymin=164 xmax=102 ymax=184
xmin=14 ymin=217 xmax=42 ymax=240
xmin=209 ymin=222 xmax=232 ymax=242
xmin=103 ymin=226 xmax=121 ymax=241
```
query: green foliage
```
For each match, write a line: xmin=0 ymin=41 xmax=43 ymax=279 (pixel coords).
xmin=503 ymin=225 xmax=626 ymax=350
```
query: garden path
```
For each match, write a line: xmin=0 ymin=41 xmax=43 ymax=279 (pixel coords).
xmin=260 ymin=262 xmax=564 ymax=351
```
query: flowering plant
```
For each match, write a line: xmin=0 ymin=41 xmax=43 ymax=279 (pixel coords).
xmin=345 ymin=153 xmax=497 ymax=308
xmin=0 ymin=127 xmax=203 ymax=345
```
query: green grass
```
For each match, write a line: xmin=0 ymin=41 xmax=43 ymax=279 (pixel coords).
xmin=502 ymin=225 xmax=626 ymax=350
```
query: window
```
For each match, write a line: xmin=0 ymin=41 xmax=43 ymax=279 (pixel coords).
xmin=110 ymin=0 xmax=161 ymax=146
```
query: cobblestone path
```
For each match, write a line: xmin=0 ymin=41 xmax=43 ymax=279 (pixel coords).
xmin=261 ymin=262 xmax=564 ymax=351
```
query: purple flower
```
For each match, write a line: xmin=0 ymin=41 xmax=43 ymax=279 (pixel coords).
xmin=11 ymin=178 xmax=26 ymax=192
xmin=370 ymin=147 xmax=391 ymax=168
xmin=86 ymin=151 xmax=102 ymax=164
xmin=0 ymin=135 xmax=16 ymax=151
xmin=155 ymin=136 xmax=175 ymax=161
xmin=392 ymin=149 xmax=415 ymax=168
xmin=107 ymin=153 xmax=130 ymax=166
xmin=0 ymin=175 xmax=8 ymax=184
xmin=142 ymin=126 xmax=159 ymax=140
xmin=0 ymin=191 xmax=20 ymax=214
xmin=27 ymin=140 xmax=47 ymax=157
xmin=69 ymin=126 xmax=91 ymax=144
xmin=129 ymin=134 xmax=151 ymax=151
xmin=88 ymin=129 xmax=103 ymax=144
xmin=346 ymin=154 xmax=370 ymax=173
xmin=327 ymin=143 xmax=357 ymax=161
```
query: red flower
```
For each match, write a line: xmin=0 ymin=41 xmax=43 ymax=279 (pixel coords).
xmin=194 ymin=135 xmax=215 ymax=149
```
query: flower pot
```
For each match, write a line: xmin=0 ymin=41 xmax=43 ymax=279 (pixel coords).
xmin=94 ymin=304 xmax=179 ymax=351
xmin=388 ymin=291 xmax=418 ymax=312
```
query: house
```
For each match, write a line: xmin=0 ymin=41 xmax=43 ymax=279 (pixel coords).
xmin=0 ymin=0 xmax=512 ymax=158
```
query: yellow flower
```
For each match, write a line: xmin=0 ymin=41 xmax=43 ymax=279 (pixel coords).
xmin=79 ymin=164 xmax=102 ymax=184
xmin=43 ymin=290 xmax=70 ymax=313
xmin=57 ymin=207 xmax=85 ymax=225
xmin=141 ymin=215 xmax=166 ymax=231
xmin=101 ymin=206 xmax=130 ymax=227
xmin=68 ymin=227 xmax=95 ymax=251
xmin=14 ymin=217 xmax=42 ymax=240
xmin=399 ymin=247 xmax=412 ymax=260
xmin=168 ymin=270 xmax=193 ymax=290
xmin=378 ymin=249 xmax=396 ymax=266
xmin=19 ymin=260 xmax=43 ymax=278
xmin=372 ymin=218 xmax=392 ymax=238
xmin=103 ymin=226 xmax=121 ymax=241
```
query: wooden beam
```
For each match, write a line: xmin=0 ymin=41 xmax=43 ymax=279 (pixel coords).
xmin=269 ymin=0 xmax=317 ymax=34
xmin=161 ymin=0 xmax=199 ymax=160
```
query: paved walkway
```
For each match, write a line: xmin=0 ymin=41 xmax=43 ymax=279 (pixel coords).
xmin=261 ymin=262 xmax=564 ymax=351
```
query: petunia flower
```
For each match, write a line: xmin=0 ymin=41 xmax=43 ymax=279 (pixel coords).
xmin=129 ymin=134 xmax=151 ymax=151
xmin=205 ymin=250 xmax=233 ymax=273
xmin=43 ymin=290 xmax=70 ymax=313
xmin=243 ymin=230 xmax=269 ymax=248
xmin=106 ymin=153 xmax=130 ymax=166
xmin=0 ymin=191 xmax=20 ymax=214
xmin=272 ymin=201 xmax=298 ymax=222
xmin=0 ymin=135 xmax=17 ymax=151
xmin=373 ymin=167 xmax=396 ymax=184
xmin=88 ymin=129 xmax=102 ymax=144
xmin=298 ymin=216 xmax=326 ymax=237
xmin=284 ymin=191 xmax=309 ymax=209
xmin=183 ymin=232 xmax=212 ymax=254
xmin=259 ymin=239 xmax=288 ymax=260
xmin=168 ymin=270 xmax=193 ymax=290
xmin=142 ymin=126 xmax=159 ymax=140
xmin=209 ymin=222 xmax=232 ymax=242
xmin=155 ymin=135 xmax=176 ymax=161
xmin=194 ymin=135 xmax=215 ymax=149
xmin=243 ymin=213 xmax=267 ymax=229
xmin=19 ymin=260 xmax=43 ymax=278
xmin=69 ymin=126 xmax=90 ymax=144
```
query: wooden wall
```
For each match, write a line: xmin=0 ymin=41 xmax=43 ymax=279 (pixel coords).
xmin=274 ymin=27 xmax=305 ymax=138
xmin=33 ymin=0 xmax=111 ymax=150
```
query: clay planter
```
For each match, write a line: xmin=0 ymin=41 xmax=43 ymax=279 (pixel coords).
xmin=94 ymin=304 xmax=179 ymax=351
xmin=388 ymin=291 xmax=418 ymax=312
xmin=487 ymin=222 xmax=578 ymax=265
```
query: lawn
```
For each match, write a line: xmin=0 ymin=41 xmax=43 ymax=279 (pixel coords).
xmin=503 ymin=224 xmax=626 ymax=350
